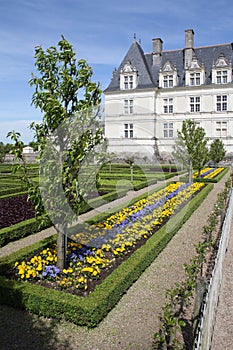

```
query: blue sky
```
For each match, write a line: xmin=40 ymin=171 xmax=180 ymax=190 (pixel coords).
xmin=1 ymin=0 xmax=233 ymax=143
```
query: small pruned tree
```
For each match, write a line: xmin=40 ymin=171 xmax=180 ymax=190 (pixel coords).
xmin=209 ymin=139 xmax=226 ymax=166
xmin=192 ymin=131 xmax=209 ymax=178
xmin=8 ymin=37 xmax=106 ymax=270
xmin=173 ymin=119 xmax=209 ymax=181
xmin=107 ymin=152 xmax=116 ymax=173
xmin=124 ymin=155 xmax=136 ymax=182
xmin=0 ymin=142 xmax=5 ymax=162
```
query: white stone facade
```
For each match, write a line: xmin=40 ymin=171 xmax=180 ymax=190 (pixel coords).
xmin=104 ymin=29 xmax=233 ymax=161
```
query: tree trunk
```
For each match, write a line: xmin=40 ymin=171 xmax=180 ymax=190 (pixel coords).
xmin=56 ymin=223 xmax=67 ymax=270
xmin=188 ymin=165 xmax=193 ymax=183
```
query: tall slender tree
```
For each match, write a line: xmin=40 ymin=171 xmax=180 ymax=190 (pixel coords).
xmin=8 ymin=37 xmax=105 ymax=270
xmin=209 ymin=139 xmax=226 ymax=166
xmin=173 ymin=120 xmax=209 ymax=181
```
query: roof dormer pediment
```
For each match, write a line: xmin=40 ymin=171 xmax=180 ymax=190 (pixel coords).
xmin=213 ymin=53 xmax=230 ymax=68
xmin=189 ymin=54 xmax=202 ymax=70
xmin=161 ymin=60 xmax=176 ymax=72
xmin=120 ymin=60 xmax=137 ymax=74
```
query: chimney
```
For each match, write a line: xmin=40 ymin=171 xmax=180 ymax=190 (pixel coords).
xmin=152 ymin=38 xmax=163 ymax=65
xmin=185 ymin=29 xmax=194 ymax=48
xmin=184 ymin=29 xmax=194 ymax=68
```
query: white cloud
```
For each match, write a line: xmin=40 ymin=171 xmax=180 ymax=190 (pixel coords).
xmin=0 ymin=120 xmax=40 ymax=144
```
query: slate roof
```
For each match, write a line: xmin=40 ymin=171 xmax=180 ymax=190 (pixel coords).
xmin=104 ymin=40 xmax=233 ymax=92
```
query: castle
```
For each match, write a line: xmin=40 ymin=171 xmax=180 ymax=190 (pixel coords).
xmin=104 ymin=29 xmax=233 ymax=161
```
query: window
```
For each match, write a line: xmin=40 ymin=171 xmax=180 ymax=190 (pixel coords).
xmin=163 ymin=98 xmax=173 ymax=113
xmin=159 ymin=61 xmax=178 ymax=88
xmin=211 ymin=53 xmax=231 ymax=84
xmin=216 ymin=95 xmax=227 ymax=112
xmin=190 ymin=72 xmax=200 ymax=86
xmin=124 ymin=75 xmax=133 ymax=90
xmin=190 ymin=97 xmax=200 ymax=112
xmin=124 ymin=123 xmax=133 ymax=138
xmin=216 ymin=70 xmax=228 ymax=84
xmin=163 ymin=75 xmax=173 ymax=88
xmin=124 ymin=99 xmax=134 ymax=114
xmin=216 ymin=121 xmax=227 ymax=137
xmin=163 ymin=123 xmax=173 ymax=138
xmin=120 ymin=61 xmax=138 ymax=90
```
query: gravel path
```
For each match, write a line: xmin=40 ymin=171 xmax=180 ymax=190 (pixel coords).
xmin=0 ymin=173 xmax=230 ymax=350
xmin=211 ymin=193 xmax=233 ymax=350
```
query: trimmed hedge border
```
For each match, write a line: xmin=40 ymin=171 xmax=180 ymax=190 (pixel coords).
xmin=0 ymin=187 xmax=26 ymax=197
xmin=0 ymin=183 xmax=213 ymax=328
xmin=0 ymin=189 xmax=129 ymax=247
xmin=0 ymin=191 xmax=28 ymax=200
xmin=0 ymin=217 xmax=52 ymax=248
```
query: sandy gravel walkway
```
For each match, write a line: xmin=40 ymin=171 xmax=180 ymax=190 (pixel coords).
xmin=211 ymin=194 xmax=233 ymax=350
xmin=0 ymin=173 xmax=230 ymax=350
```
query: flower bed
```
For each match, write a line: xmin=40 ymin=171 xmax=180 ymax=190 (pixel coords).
xmin=193 ymin=167 xmax=224 ymax=179
xmin=0 ymin=182 xmax=213 ymax=327
xmin=11 ymin=182 xmax=205 ymax=294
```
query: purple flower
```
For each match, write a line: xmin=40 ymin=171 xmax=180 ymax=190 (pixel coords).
xmin=67 ymin=245 xmax=95 ymax=262
xmin=42 ymin=265 xmax=61 ymax=278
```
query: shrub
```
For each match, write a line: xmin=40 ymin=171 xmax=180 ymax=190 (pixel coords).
xmin=0 ymin=217 xmax=52 ymax=247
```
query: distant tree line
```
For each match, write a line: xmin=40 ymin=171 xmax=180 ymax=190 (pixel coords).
xmin=0 ymin=141 xmax=38 ymax=162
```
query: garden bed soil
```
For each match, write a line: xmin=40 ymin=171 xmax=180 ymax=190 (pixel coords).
xmin=0 ymin=191 xmax=107 ymax=231
xmin=4 ymin=185 xmax=201 ymax=298
xmin=0 ymin=195 xmax=35 ymax=229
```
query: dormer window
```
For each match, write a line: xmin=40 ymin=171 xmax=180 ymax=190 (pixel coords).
xmin=190 ymin=72 xmax=200 ymax=86
xmin=159 ymin=61 xmax=178 ymax=88
xmin=185 ymin=54 xmax=205 ymax=86
xmin=124 ymin=75 xmax=133 ymax=89
xmin=212 ymin=53 xmax=232 ymax=84
xmin=163 ymin=75 xmax=173 ymax=88
xmin=120 ymin=61 xmax=138 ymax=90
xmin=216 ymin=70 xmax=228 ymax=84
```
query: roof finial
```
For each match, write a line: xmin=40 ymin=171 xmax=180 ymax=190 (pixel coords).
xmin=111 ymin=67 xmax=117 ymax=79
xmin=134 ymin=33 xmax=137 ymax=42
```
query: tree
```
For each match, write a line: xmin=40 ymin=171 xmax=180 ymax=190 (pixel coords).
xmin=0 ymin=142 xmax=5 ymax=162
xmin=0 ymin=142 xmax=18 ymax=162
xmin=192 ymin=132 xmax=209 ymax=178
xmin=28 ymin=141 xmax=39 ymax=151
xmin=8 ymin=37 xmax=105 ymax=270
xmin=173 ymin=120 xmax=209 ymax=181
xmin=107 ymin=152 xmax=116 ymax=173
xmin=124 ymin=155 xmax=136 ymax=182
xmin=209 ymin=139 xmax=226 ymax=166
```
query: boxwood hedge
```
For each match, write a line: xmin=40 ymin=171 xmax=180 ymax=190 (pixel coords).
xmin=0 ymin=183 xmax=213 ymax=327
